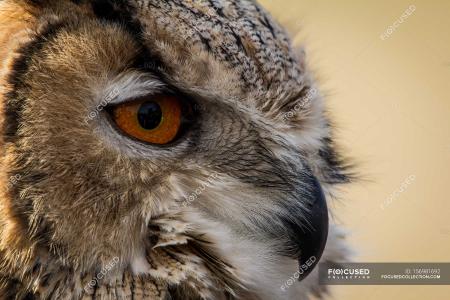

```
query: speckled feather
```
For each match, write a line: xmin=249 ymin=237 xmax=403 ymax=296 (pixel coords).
xmin=0 ymin=0 xmax=351 ymax=299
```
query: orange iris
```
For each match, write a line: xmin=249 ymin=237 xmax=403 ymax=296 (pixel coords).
xmin=112 ymin=95 xmax=182 ymax=145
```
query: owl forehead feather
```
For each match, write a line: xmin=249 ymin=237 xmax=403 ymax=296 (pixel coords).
xmin=131 ymin=0 xmax=304 ymax=89
xmin=20 ymin=0 xmax=306 ymax=94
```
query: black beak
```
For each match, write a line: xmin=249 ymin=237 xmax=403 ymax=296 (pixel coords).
xmin=297 ymin=176 xmax=329 ymax=281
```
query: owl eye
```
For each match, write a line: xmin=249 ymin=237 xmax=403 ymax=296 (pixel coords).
xmin=111 ymin=94 xmax=189 ymax=145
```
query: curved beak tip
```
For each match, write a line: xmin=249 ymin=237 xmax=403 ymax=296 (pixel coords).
xmin=297 ymin=177 xmax=329 ymax=281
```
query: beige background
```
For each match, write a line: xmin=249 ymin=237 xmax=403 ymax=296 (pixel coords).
xmin=259 ymin=0 xmax=450 ymax=299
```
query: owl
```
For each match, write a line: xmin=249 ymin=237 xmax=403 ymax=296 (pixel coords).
xmin=0 ymin=0 xmax=351 ymax=299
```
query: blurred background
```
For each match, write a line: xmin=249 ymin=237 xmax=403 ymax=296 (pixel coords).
xmin=258 ymin=0 xmax=450 ymax=299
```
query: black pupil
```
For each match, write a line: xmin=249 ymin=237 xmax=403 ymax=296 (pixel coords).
xmin=137 ymin=101 xmax=162 ymax=130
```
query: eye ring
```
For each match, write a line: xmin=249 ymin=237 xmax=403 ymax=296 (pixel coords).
xmin=109 ymin=94 xmax=192 ymax=145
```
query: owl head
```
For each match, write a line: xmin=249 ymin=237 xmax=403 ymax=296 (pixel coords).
xmin=0 ymin=0 xmax=351 ymax=298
